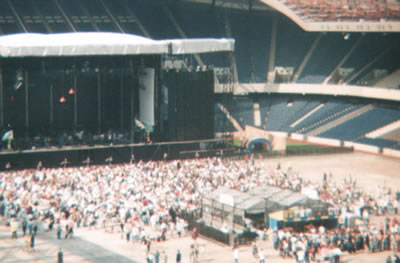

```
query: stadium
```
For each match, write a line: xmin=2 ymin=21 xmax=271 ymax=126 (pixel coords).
xmin=0 ymin=0 xmax=400 ymax=262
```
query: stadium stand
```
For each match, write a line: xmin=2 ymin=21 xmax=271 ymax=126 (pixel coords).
xmin=291 ymin=101 xmax=363 ymax=134
xmin=275 ymin=16 xmax=317 ymax=68
xmin=0 ymin=2 xmax=21 ymax=33
xmin=259 ymin=96 xmax=304 ymax=131
xmin=228 ymin=10 xmax=272 ymax=82
xmin=281 ymin=0 xmax=400 ymax=22
xmin=214 ymin=103 xmax=236 ymax=133
xmin=168 ymin=3 xmax=230 ymax=68
xmin=225 ymin=97 xmax=254 ymax=128
xmin=133 ymin=3 xmax=180 ymax=39
xmin=297 ymin=33 xmax=360 ymax=84
xmin=169 ymin=3 xmax=224 ymax=39
xmin=319 ymin=106 xmax=400 ymax=140
xmin=356 ymin=137 xmax=398 ymax=148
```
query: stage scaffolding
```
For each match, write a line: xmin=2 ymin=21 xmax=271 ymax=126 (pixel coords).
xmin=0 ymin=32 xmax=235 ymax=151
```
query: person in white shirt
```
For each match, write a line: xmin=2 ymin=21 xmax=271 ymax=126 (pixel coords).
xmin=258 ymin=248 xmax=265 ymax=263
xmin=233 ymin=247 xmax=239 ymax=263
xmin=297 ymin=248 xmax=305 ymax=263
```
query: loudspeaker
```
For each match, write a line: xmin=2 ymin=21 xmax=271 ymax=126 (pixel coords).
xmin=165 ymin=70 xmax=214 ymax=141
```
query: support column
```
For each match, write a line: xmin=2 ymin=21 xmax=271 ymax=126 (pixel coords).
xmin=25 ymin=71 xmax=29 ymax=129
xmin=120 ymin=78 xmax=124 ymax=130
xmin=130 ymin=78 xmax=135 ymax=143
xmin=97 ymin=72 xmax=101 ymax=133
xmin=50 ymin=81 xmax=53 ymax=125
xmin=0 ymin=66 xmax=3 ymax=128
xmin=267 ymin=16 xmax=278 ymax=83
xmin=73 ymin=75 xmax=78 ymax=127
xmin=291 ymin=33 xmax=323 ymax=82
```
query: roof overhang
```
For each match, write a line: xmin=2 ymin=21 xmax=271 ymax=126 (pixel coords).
xmin=260 ymin=0 xmax=400 ymax=32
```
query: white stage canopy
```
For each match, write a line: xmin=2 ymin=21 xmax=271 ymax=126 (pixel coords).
xmin=0 ymin=32 xmax=234 ymax=57
xmin=169 ymin=38 xmax=235 ymax=54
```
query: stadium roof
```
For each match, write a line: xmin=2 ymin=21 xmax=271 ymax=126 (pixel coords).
xmin=261 ymin=0 xmax=400 ymax=32
xmin=187 ymin=0 xmax=400 ymax=32
xmin=0 ymin=32 xmax=235 ymax=57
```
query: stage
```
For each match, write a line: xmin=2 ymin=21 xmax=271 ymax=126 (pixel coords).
xmin=0 ymin=138 xmax=237 ymax=170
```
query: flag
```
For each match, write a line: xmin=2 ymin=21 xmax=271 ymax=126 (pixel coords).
xmin=1 ymin=130 xmax=13 ymax=142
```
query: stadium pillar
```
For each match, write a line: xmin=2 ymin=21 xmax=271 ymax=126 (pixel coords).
xmin=49 ymin=81 xmax=53 ymax=125
xmin=120 ymin=78 xmax=124 ymax=130
xmin=97 ymin=72 xmax=101 ymax=133
xmin=73 ymin=74 xmax=78 ymax=127
xmin=130 ymin=77 xmax=135 ymax=143
xmin=0 ymin=65 xmax=3 ymax=128
xmin=267 ymin=16 xmax=277 ymax=83
xmin=25 ymin=70 xmax=29 ymax=129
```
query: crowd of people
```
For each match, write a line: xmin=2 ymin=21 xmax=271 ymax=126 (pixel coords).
xmin=0 ymin=155 xmax=399 ymax=262
xmin=266 ymin=164 xmax=400 ymax=263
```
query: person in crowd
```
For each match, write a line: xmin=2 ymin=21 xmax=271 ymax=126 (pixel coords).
xmin=30 ymin=233 xmax=35 ymax=253
xmin=233 ymin=246 xmax=239 ymax=263
xmin=57 ymin=248 xmax=64 ymax=263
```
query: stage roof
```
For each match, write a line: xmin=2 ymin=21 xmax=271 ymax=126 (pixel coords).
xmin=0 ymin=32 xmax=235 ymax=58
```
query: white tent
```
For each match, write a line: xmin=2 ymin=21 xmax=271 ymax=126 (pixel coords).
xmin=0 ymin=32 xmax=235 ymax=57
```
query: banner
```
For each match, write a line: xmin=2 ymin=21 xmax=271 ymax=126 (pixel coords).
xmin=139 ymin=68 xmax=155 ymax=129
xmin=1 ymin=130 xmax=13 ymax=142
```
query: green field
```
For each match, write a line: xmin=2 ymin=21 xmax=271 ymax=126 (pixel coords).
xmin=286 ymin=140 xmax=351 ymax=155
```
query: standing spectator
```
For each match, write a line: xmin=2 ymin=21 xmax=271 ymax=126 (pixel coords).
xmin=162 ymin=250 xmax=168 ymax=263
xmin=146 ymin=240 xmax=151 ymax=254
xmin=192 ymin=227 xmax=197 ymax=241
xmin=190 ymin=244 xmax=195 ymax=263
xmin=155 ymin=250 xmax=160 ymax=263
xmin=297 ymin=248 xmax=305 ymax=263
xmin=147 ymin=252 xmax=154 ymax=263
xmin=30 ymin=234 xmax=35 ymax=253
xmin=24 ymin=234 xmax=30 ymax=252
xmin=57 ymin=248 xmax=64 ymax=263
xmin=252 ymin=242 xmax=258 ymax=259
xmin=233 ymin=247 xmax=239 ymax=263
xmin=57 ymin=223 xmax=62 ymax=239
xmin=258 ymin=248 xmax=265 ymax=263
xmin=10 ymin=219 xmax=18 ymax=239
xmin=22 ymin=218 xmax=28 ymax=236
xmin=176 ymin=249 xmax=181 ymax=263
xmin=33 ymin=219 xmax=38 ymax=236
